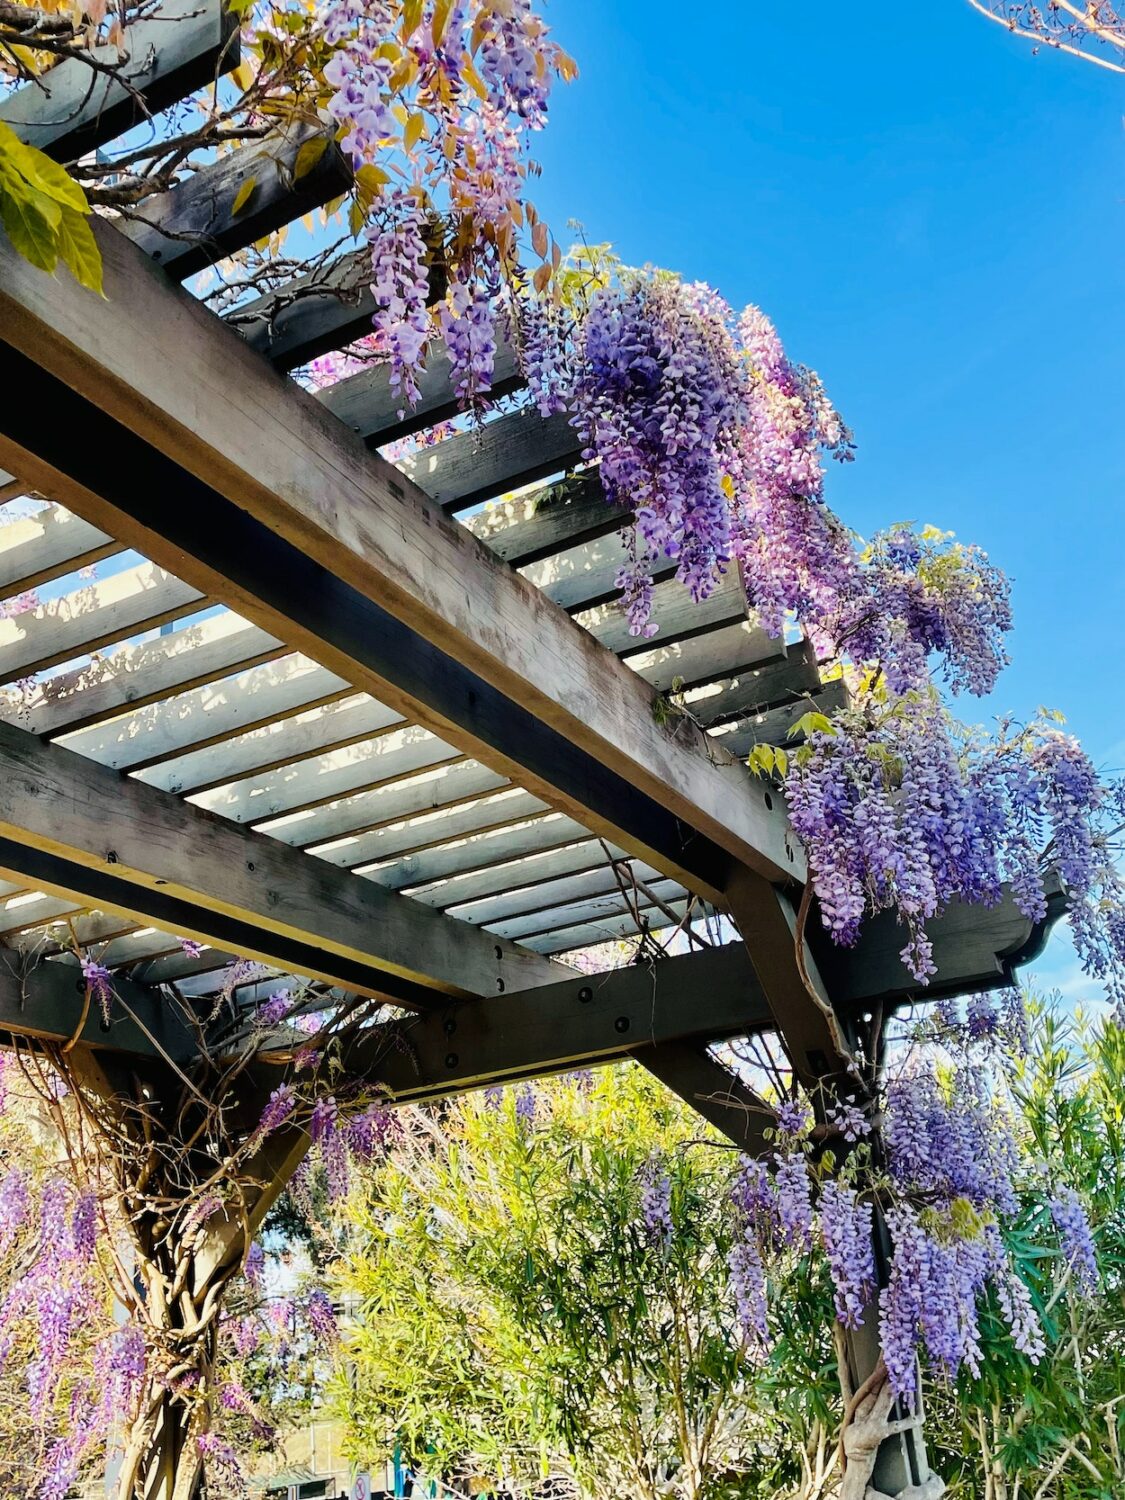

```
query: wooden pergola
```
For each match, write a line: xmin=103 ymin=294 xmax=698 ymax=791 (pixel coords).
xmin=0 ymin=11 xmax=1065 ymax=1497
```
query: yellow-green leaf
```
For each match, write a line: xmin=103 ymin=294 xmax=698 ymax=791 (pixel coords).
xmin=56 ymin=206 xmax=103 ymax=294
xmin=0 ymin=181 xmax=59 ymax=274
xmin=0 ymin=123 xmax=88 ymax=215
xmin=403 ymin=112 xmax=425 ymax=153
xmin=231 ymin=175 xmax=257 ymax=216
xmin=293 ymin=135 xmax=328 ymax=181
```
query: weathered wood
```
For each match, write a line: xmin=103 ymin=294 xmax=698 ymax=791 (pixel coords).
xmin=0 ymin=952 xmax=193 ymax=1058
xmin=376 ymin=811 xmax=593 ymax=892
xmin=303 ymin=780 xmax=544 ymax=865
xmin=487 ymin=878 xmax=688 ymax=942
xmin=399 ymin=407 xmax=581 ymax=513
xmin=135 ymin=691 xmax=405 ymax=796
xmin=638 ymin=1042 xmax=773 ymax=1154
xmin=0 ymin=473 xmax=22 ymax=503
xmin=0 ymin=503 xmax=118 ymax=596
xmin=319 ymin=337 xmax=524 ymax=448
xmin=229 ymin=241 xmax=445 ymax=371
xmin=0 ymin=564 xmax=204 ymax=683
xmin=0 ymin=718 xmax=565 ymax=1004
xmin=576 ymin=571 xmax=749 ymax=656
xmin=810 ymin=881 xmax=1068 ymax=1010
xmin=684 ymin=640 xmax=822 ymax=728
xmin=726 ymin=866 xmax=855 ymax=1089
xmin=186 ymin=723 xmax=458 ymax=822
xmin=449 ymin=858 xmax=664 ymax=929
xmin=718 ymin=679 xmax=849 ymax=753
xmin=627 ymin=620 xmax=787 ymax=695
xmin=408 ymin=837 xmax=623 ymax=912
xmin=0 ymin=0 xmax=240 ymax=161
xmin=2 ymin=611 xmax=283 ymax=738
xmin=0 ymin=218 xmax=803 ymax=902
xmin=342 ymin=942 xmax=773 ymax=1102
xmin=520 ymin=895 xmax=691 ymax=954
xmin=463 ymin=472 xmax=627 ymax=568
xmin=121 ymin=122 xmax=352 ymax=278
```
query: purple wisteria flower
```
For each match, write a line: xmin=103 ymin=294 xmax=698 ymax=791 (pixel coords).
xmin=1049 ymin=1186 xmax=1098 ymax=1297
xmin=80 ymin=958 xmax=114 ymax=1027
xmin=638 ymin=1158 xmax=673 ymax=1244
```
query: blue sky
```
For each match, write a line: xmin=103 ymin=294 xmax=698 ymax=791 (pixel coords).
xmin=531 ymin=1 xmax=1124 ymax=1002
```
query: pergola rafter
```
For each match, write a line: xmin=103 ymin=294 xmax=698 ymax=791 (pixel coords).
xmin=0 ymin=23 xmax=1070 ymax=1495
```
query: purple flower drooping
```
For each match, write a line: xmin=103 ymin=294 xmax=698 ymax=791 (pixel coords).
xmin=638 ymin=1158 xmax=673 ymax=1244
xmin=1049 ymin=1186 xmax=1098 ymax=1298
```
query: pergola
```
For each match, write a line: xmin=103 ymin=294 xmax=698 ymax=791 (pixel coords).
xmin=0 ymin=11 xmax=1065 ymax=1497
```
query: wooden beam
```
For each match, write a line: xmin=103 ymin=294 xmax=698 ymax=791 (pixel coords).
xmin=120 ymin=122 xmax=353 ymax=278
xmin=0 ymin=0 xmax=239 ymax=161
xmin=810 ymin=881 xmax=1068 ymax=1011
xmin=638 ymin=1042 xmax=773 ymax=1154
xmin=0 ymin=718 xmax=565 ymax=1005
xmin=335 ymin=941 xmax=772 ymax=1102
xmin=0 ymin=220 xmax=803 ymax=905
xmin=0 ymin=950 xmax=193 ymax=1059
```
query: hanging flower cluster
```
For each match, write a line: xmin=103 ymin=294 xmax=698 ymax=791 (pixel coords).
xmin=724 ymin=1003 xmax=1100 ymax=1413
xmin=318 ymin=0 xmax=575 ymax=407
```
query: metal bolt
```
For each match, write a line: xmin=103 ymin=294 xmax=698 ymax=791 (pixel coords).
xmin=443 ymin=1017 xmax=457 ymax=1036
xmin=445 ymin=1052 xmax=458 ymax=1069
xmin=578 ymin=986 xmax=593 ymax=1004
xmin=614 ymin=1016 xmax=630 ymax=1034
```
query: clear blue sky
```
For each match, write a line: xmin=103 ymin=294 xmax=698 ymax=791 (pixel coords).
xmin=532 ymin=2 xmax=1124 ymax=1001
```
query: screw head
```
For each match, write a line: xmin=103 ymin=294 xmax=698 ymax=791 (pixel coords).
xmin=578 ymin=986 xmax=593 ymax=1004
xmin=614 ymin=1016 xmax=630 ymax=1034
xmin=443 ymin=1017 xmax=456 ymax=1036
xmin=445 ymin=1052 xmax=459 ymax=1069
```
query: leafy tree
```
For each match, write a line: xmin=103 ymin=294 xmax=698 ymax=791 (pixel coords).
xmin=333 ymin=1068 xmax=840 ymax=1500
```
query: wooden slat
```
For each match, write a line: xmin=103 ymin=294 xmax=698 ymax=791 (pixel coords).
xmin=0 ymin=0 xmax=239 ymax=161
xmin=488 ymin=878 xmax=688 ymax=942
xmin=577 ymin=571 xmax=749 ymax=655
xmin=463 ymin=472 xmax=626 ymax=568
xmin=188 ymin=724 xmax=460 ymax=823
xmin=0 ymin=564 xmax=204 ymax=683
xmin=524 ymin=901 xmax=690 ymax=954
xmin=371 ymin=811 xmax=592 ymax=892
xmin=399 ymin=407 xmax=581 ymax=514
xmin=0 ymin=504 xmax=118 ymax=595
xmin=2 ymin=611 xmax=282 ymax=737
xmin=0 ymin=719 xmax=565 ymax=1003
xmin=135 ymin=692 xmax=404 ymax=795
xmin=0 ymin=474 xmax=23 ymax=503
xmin=229 ymin=242 xmax=445 ymax=371
xmin=415 ymin=839 xmax=626 ymax=913
xmin=450 ymin=859 xmax=665 ymax=928
xmin=121 ymin=123 xmax=352 ymax=278
xmin=684 ymin=640 xmax=822 ymax=728
xmin=2 ymin=907 xmax=138 ymax=952
xmin=0 ymin=219 xmax=804 ymax=901
xmin=276 ymin=763 xmax=519 ymax=855
xmin=320 ymin=338 xmax=524 ymax=449
xmin=716 ymin=680 xmax=849 ymax=754
xmin=58 ymin=653 xmax=356 ymax=772
xmin=626 ymin=620 xmax=785 ymax=694
xmin=0 ymin=890 xmax=85 ymax=936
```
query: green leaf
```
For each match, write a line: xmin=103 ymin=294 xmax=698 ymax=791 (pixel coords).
xmin=0 ymin=180 xmax=59 ymax=274
xmin=231 ymin=175 xmax=257 ymax=216
xmin=56 ymin=207 xmax=103 ymax=294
